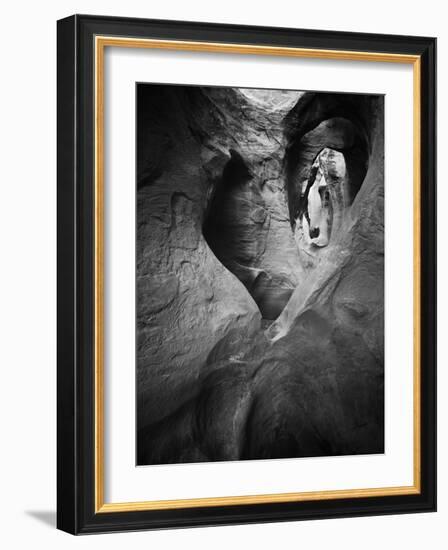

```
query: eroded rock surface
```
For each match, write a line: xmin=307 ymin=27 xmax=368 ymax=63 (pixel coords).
xmin=136 ymin=85 xmax=384 ymax=464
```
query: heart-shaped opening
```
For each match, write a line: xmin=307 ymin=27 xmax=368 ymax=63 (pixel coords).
xmin=203 ymin=96 xmax=369 ymax=323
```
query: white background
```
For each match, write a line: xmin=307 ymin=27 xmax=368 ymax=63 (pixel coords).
xmin=0 ymin=0 xmax=444 ymax=548
xmin=105 ymin=48 xmax=414 ymax=502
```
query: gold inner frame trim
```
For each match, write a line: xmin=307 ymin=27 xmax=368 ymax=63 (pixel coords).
xmin=94 ymin=35 xmax=422 ymax=513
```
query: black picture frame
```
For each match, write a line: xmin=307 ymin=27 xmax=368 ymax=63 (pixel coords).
xmin=57 ymin=14 xmax=436 ymax=534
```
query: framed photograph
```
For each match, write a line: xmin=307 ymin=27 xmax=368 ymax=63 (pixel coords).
xmin=57 ymin=14 xmax=436 ymax=534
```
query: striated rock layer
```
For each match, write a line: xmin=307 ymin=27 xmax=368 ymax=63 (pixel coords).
xmin=136 ymin=84 xmax=384 ymax=464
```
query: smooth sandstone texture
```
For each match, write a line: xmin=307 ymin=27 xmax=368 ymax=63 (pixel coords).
xmin=136 ymin=85 xmax=384 ymax=464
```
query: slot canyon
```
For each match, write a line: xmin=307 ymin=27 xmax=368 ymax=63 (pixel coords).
xmin=136 ymin=84 xmax=384 ymax=464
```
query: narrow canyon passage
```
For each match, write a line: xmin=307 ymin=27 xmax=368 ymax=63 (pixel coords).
xmin=136 ymin=84 xmax=384 ymax=465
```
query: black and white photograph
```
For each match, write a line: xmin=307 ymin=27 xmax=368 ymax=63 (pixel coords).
xmin=136 ymin=84 xmax=385 ymax=465
xmin=0 ymin=0 xmax=441 ymax=543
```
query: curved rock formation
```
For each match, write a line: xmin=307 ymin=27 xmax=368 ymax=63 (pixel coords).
xmin=136 ymin=84 xmax=384 ymax=464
